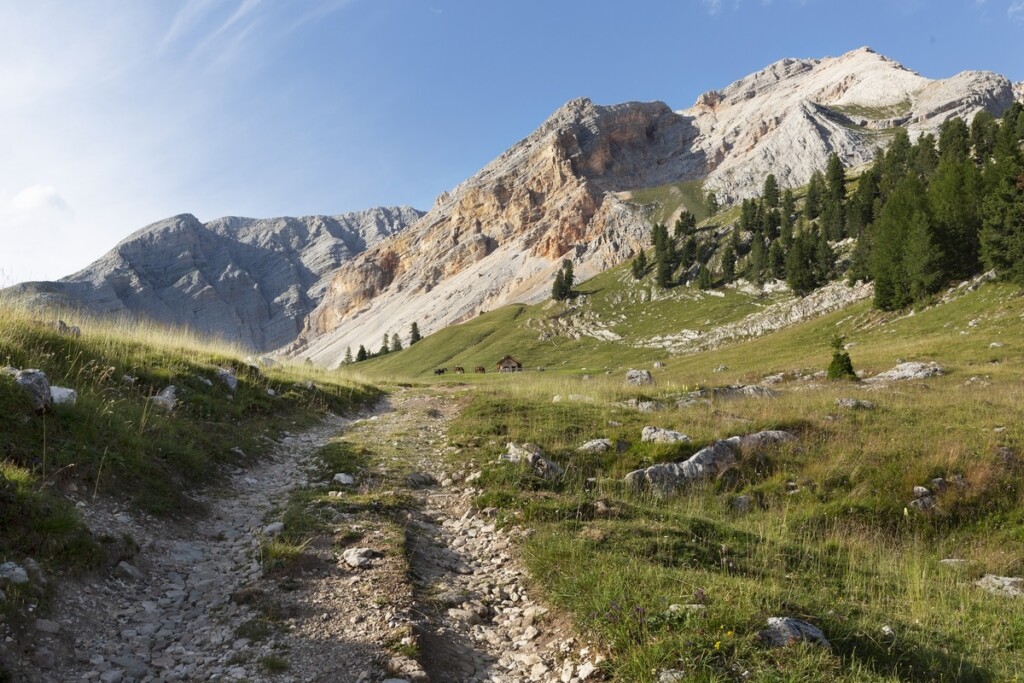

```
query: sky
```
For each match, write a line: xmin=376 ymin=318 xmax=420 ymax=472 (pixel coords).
xmin=0 ymin=0 xmax=1021 ymax=284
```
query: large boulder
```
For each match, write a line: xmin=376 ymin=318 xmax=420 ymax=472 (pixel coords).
xmin=626 ymin=430 xmax=796 ymax=494
xmin=976 ymin=574 xmax=1024 ymax=598
xmin=865 ymin=362 xmax=943 ymax=383
xmin=215 ymin=367 xmax=238 ymax=392
xmin=577 ymin=439 xmax=614 ymax=454
xmin=625 ymin=369 xmax=654 ymax=386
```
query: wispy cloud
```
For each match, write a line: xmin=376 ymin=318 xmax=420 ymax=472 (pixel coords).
xmin=1010 ymin=0 xmax=1024 ymax=21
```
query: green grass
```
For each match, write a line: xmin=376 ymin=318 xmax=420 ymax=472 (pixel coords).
xmin=434 ymin=279 xmax=1024 ymax=681
xmin=831 ymin=100 xmax=912 ymax=120
xmin=628 ymin=180 xmax=711 ymax=225
xmin=0 ymin=301 xmax=381 ymax=571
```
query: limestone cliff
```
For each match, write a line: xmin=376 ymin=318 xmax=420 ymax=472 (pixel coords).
xmin=296 ymin=48 xmax=1021 ymax=366
xmin=6 ymin=207 xmax=423 ymax=351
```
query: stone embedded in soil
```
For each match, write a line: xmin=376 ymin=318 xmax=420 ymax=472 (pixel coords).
xmin=342 ymin=547 xmax=381 ymax=569
xmin=976 ymin=574 xmax=1024 ymax=598
xmin=640 ymin=426 xmax=690 ymax=444
xmin=577 ymin=438 xmax=613 ymax=454
xmin=759 ymin=616 xmax=831 ymax=648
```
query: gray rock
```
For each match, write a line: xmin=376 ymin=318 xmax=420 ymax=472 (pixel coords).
xmin=342 ymin=547 xmax=381 ymax=569
xmin=640 ymin=427 xmax=690 ymax=444
xmin=501 ymin=443 xmax=564 ymax=481
xmin=912 ymin=486 xmax=931 ymax=499
xmin=114 ymin=561 xmax=145 ymax=582
xmin=262 ymin=522 xmax=285 ymax=536
xmin=34 ymin=618 xmax=61 ymax=634
xmin=835 ymin=397 xmax=875 ymax=410
xmin=625 ymin=369 xmax=654 ymax=386
xmin=976 ymin=574 xmax=1024 ymax=598
xmin=99 ymin=670 xmax=124 ymax=683
xmin=990 ymin=342 xmax=1005 ymax=348
xmin=148 ymin=385 xmax=176 ymax=412
xmin=577 ymin=439 xmax=613 ymax=454
xmin=0 ymin=562 xmax=29 ymax=584
xmin=5 ymin=368 xmax=51 ymax=412
xmin=657 ymin=671 xmax=688 ymax=683
xmin=215 ymin=367 xmax=238 ymax=392
xmin=730 ymin=430 xmax=797 ymax=452
xmin=49 ymin=386 xmax=77 ymax=406
xmin=759 ymin=616 xmax=830 ymax=648
xmin=406 ymin=472 xmax=437 ymax=488
xmin=866 ymin=361 xmax=944 ymax=383
xmin=333 ymin=473 xmax=355 ymax=485
xmin=731 ymin=495 xmax=752 ymax=513
xmin=33 ymin=647 xmax=56 ymax=669
xmin=909 ymin=495 xmax=936 ymax=511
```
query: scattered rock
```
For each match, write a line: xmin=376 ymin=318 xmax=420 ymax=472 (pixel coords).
xmin=912 ymin=486 xmax=931 ymax=499
xmin=501 ymin=443 xmax=564 ymax=481
xmin=333 ymin=473 xmax=355 ymax=485
xmin=616 ymin=398 xmax=663 ymax=412
xmin=406 ymin=472 xmax=437 ymax=488
xmin=50 ymin=319 xmax=81 ymax=337
xmin=653 ymin=361 xmax=666 ymax=368
xmin=835 ymin=397 xmax=875 ymax=410
xmin=990 ymin=342 xmax=1005 ymax=349
xmin=976 ymin=574 xmax=1024 ymax=598
xmin=640 ymin=426 xmax=690 ymax=444
xmin=34 ymin=618 xmax=61 ymax=634
xmin=624 ymin=369 xmax=654 ymax=386
xmin=939 ymin=558 xmax=968 ymax=567
xmin=215 ymin=367 xmax=239 ymax=392
xmin=114 ymin=561 xmax=145 ymax=582
xmin=577 ymin=438 xmax=614 ymax=454
xmin=759 ymin=616 xmax=831 ymax=648
xmin=342 ymin=547 xmax=381 ymax=569
xmin=731 ymin=495 xmax=752 ymax=513
xmin=33 ymin=647 xmax=56 ymax=669
xmin=657 ymin=671 xmax=688 ymax=683
xmin=49 ymin=386 xmax=77 ymax=406
xmin=148 ymin=385 xmax=177 ymax=411
xmin=0 ymin=562 xmax=29 ymax=584
xmin=865 ymin=362 xmax=943 ymax=383
xmin=262 ymin=522 xmax=285 ymax=536
xmin=713 ymin=364 xmax=728 ymax=373
xmin=627 ymin=430 xmax=795 ymax=494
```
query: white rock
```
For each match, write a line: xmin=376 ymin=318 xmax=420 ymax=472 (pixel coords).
xmin=148 ymin=385 xmax=177 ymax=412
xmin=49 ymin=386 xmax=77 ymax=406
xmin=333 ymin=473 xmax=355 ymax=485
xmin=641 ymin=426 xmax=690 ymax=444
xmin=577 ymin=439 xmax=613 ymax=454
xmin=0 ymin=562 xmax=29 ymax=584
xmin=262 ymin=522 xmax=285 ymax=536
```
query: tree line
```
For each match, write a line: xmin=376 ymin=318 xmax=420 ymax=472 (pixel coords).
xmin=343 ymin=321 xmax=422 ymax=364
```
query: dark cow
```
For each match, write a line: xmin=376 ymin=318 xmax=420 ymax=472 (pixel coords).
xmin=454 ymin=367 xmax=465 ymax=374
xmin=474 ymin=366 xmax=486 ymax=373
xmin=433 ymin=368 xmax=447 ymax=375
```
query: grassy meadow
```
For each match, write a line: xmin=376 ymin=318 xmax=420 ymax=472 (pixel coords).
xmin=352 ymin=277 xmax=1024 ymax=681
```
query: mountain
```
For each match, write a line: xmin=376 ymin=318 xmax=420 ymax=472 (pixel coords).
xmin=6 ymin=207 xmax=423 ymax=351
xmin=295 ymin=48 xmax=1021 ymax=366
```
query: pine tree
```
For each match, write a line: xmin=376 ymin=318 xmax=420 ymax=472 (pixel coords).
xmin=929 ymin=157 xmax=982 ymax=279
xmin=980 ymin=167 xmax=1024 ymax=284
xmin=781 ymin=188 xmax=796 ymax=225
xmin=767 ymin=239 xmax=785 ymax=280
xmin=409 ymin=322 xmax=421 ymax=345
xmin=631 ymin=250 xmax=649 ymax=280
xmin=827 ymin=335 xmax=857 ymax=381
xmin=681 ymin=236 xmax=698 ymax=268
xmin=562 ymin=259 xmax=574 ymax=293
xmin=821 ymin=153 xmax=847 ymax=239
xmin=343 ymin=347 xmax=353 ymax=364
xmin=674 ymin=211 xmax=696 ymax=237
xmin=871 ymin=175 xmax=929 ymax=310
xmin=904 ymin=210 xmax=945 ymax=302
xmin=880 ymin=128 xmax=913 ymax=196
xmin=763 ymin=174 xmax=780 ymax=209
xmin=785 ymin=232 xmax=819 ymax=296
xmin=720 ymin=244 xmax=737 ymax=283
xmin=939 ymin=117 xmax=971 ymax=162
xmin=971 ymin=111 xmax=999 ymax=164
xmin=379 ymin=334 xmax=391 ymax=355
xmin=747 ymin=236 xmax=767 ymax=285
xmin=804 ymin=171 xmax=825 ymax=220
xmin=912 ymin=133 xmax=939 ymax=179
xmin=697 ymin=264 xmax=714 ymax=290
xmin=391 ymin=333 xmax=402 ymax=352
xmin=356 ymin=345 xmax=368 ymax=362
xmin=655 ymin=248 xmax=673 ymax=288
xmin=706 ymin=191 xmax=719 ymax=216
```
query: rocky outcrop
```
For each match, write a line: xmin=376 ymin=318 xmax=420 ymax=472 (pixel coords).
xmin=5 ymin=207 xmax=423 ymax=352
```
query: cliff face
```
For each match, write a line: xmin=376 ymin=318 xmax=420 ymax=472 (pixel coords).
xmin=7 ymin=207 xmax=423 ymax=351
xmin=296 ymin=48 xmax=1021 ymax=366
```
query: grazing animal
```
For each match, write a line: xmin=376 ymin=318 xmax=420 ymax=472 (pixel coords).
xmin=454 ymin=367 xmax=465 ymax=374
xmin=434 ymin=368 xmax=447 ymax=375
xmin=474 ymin=366 xmax=486 ymax=373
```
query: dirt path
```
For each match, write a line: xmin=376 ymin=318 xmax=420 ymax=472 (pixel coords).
xmin=13 ymin=388 xmax=598 ymax=683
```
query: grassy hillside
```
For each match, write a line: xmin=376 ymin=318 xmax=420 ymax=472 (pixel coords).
xmin=0 ymin=303 xmax=380 ymax=577
xmin=429 ymin=279 xmax=1024 ymax=681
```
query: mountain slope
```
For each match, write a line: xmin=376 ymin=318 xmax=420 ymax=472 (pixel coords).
xmin=296 ymin=48 xmax=1020 ymax=366
xmin=6 ymin=207 xmax=423 ymax=351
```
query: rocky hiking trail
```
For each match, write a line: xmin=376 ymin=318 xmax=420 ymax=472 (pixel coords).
xmin=15 ymin=388 xmax=598 ymax=683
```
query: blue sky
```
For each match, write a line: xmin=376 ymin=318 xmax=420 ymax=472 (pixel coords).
xmin=1 ymin=0 xmax=1021 ymax=283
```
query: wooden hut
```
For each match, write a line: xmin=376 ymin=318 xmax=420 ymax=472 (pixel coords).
xmin=496 ymin=355 xmax=523 ymax=373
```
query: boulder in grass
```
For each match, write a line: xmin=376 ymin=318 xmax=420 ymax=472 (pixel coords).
xmin=148 ymin=386 xmax=177 ymax=412
xmin=976 ymin=574 xmax=1024 ymax=598
xmin=3 ymin=368 xmax=51 ymax=413
xmin=50 ymin=386 xmax=77 ymax=406
xmin=641 ymin=427 xmax=690 ymax=444
xmin=759 ymin=617 xmax=830 ymax=648
xmin=215 ymin=367 xmax=238 ymax=392
xmin=625 ymin=369 xmax=654 ymax=386
xmin=577 ymin=439 xmax=614 ymax=454
xmin=501 ymin=443 xmax=564 ymax=481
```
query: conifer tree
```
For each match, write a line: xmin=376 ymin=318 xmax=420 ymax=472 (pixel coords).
xmin=343 ymin=347 xmax=353 ymax=364
xmin=390 ymin=333 xmax=402 ymax=352
xmin=681 ymin=236 xmax=698 ymax=269
xmin=674 ymin=211 xmax=696 ymax=237
xmin=980 ymin=166 xmax=1024 ymax=284
xmin=379 ymin=334 xmax=391 ymax=355
xmin=721 ymin=244 xmax=737 ymax=283
xmin=781 ymin=188 xmax=796 ymax=225
xmin=410 ymin=322 xmax=421 ymax=345
xmin=551 ymin=269 xmax=565 ymax=300
xmin=939 ymin=117 xmax=971 ymax=162
xmin=697 ymin=264 xmax=714 ymax=290
xmin=785 ymin=231 xmax=819 ymax=296
xmin=804 ymin=171 xmax=825 ymax=220
xmin=706 ymin=191 xmax=719 ymax=216
xmin=356 ymin=345 xmax=368 ymax=362
xmin=971 ymin=111 xmax=999 ymax=164
xmin=871 ymin=175 xmax=929 ymax=310
xmin=767 ymin=239 xmax=785 ymax=280
xmin=763 ymin=174 xmax=780 ymax=209
xmin=929 ymin=157 xmax=982 ymax=278
xmin=631 ymin=250 xmax=649 ymax=280
xmin=747 ymin=236 xmax=767 ymax=285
